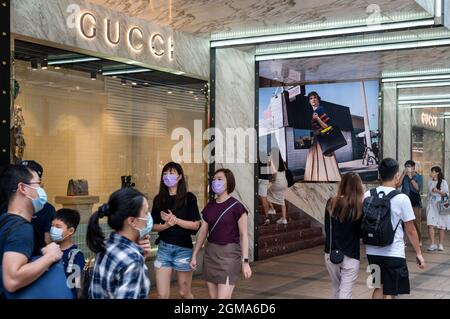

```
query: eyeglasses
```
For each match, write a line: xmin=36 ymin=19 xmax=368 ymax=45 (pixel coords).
xmin=27 ymin=181 xmax=43 ymax=187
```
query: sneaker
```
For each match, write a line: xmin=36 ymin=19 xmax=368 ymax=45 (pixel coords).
xmin=427 ymin=244 xmax=438 ymax=251
xmin=276 ymin=218 xmax=287 ymax=225
xmin=264 ymin=218 xmax=270 ymax=226
xmin=268 ymin=208 xmax=276 ymax=215
xmin=438 ymin=244 xmax=444 ymax=251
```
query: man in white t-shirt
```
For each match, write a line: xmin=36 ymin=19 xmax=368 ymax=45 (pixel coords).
xmin=365 ymin=158 xmax=426 ymax=299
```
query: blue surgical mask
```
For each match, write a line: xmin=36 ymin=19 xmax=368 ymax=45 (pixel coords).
xmin=24 ymin=184 xmax=48 ymax=213
xmin=50 ymin=226 xmax=65 ymax=242
xmin=134 ymin=213 xmax=153 ymax=240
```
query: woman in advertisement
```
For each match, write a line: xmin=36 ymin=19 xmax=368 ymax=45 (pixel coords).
xmin=304 ymin=92 xmax=341 ymax=182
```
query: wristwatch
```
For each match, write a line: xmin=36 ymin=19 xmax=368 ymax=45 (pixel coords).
xmin=242 ymin=258 xmax=249 ymax=263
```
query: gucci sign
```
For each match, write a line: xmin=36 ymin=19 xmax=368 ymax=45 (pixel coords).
xmin=421 ymin=112 xmax=438 ymax=128
xmin=67 ymin=5 xmax=174 ymax=61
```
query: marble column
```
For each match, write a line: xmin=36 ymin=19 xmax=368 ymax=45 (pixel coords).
xmin=382 ymin=83 xmax=398 ymax=160
xmin=397 ymin=104 xmax=412 ymax=165
xmin=445 ymin=119 xmax=450 ymax=177
xmin=215 ymin=47 xmax=255 ymax=261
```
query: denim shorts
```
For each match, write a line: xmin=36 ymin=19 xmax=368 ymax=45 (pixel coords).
xmin=154 ymin=240 xmax=193 ymax=272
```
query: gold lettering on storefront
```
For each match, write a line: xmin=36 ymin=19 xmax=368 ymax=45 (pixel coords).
xmin=79 ymin=12 xmax=96 ymax=38
xmin=421 ymin=112 xmax=438 ymax=128
xmin=77 ymin=12 xmax=173 ymax=60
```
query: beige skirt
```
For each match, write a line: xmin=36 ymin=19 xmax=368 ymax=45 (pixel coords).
xmin=202 ymin=242 xmax=242 ymax=285
xmin=304 ymin=141 xmax=341 ymax=182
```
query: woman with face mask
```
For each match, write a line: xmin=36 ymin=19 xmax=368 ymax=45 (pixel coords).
xmin=151 ymin=162 xmax=201 ymax=299
xmin=0 ymin=164 xmax=62 ymax=297
xmin=191 ymin=168 xmax=252 ymax=299
xmin=86 ymin=187 xmax=152 ymax=299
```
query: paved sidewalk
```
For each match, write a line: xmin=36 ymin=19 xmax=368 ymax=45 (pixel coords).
xmin=149 ymin=230 xmax=450 ymax=299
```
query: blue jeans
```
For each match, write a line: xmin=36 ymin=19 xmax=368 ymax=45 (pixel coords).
xmin=154 ymin=240 xmax=193 ymax=272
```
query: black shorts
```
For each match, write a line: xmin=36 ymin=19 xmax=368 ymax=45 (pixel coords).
xmin=367 ymin=255 xmax=410 ymax=296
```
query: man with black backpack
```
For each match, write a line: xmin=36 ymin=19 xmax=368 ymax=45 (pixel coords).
xmin=362 ymin=158 xmax=425 ymax=299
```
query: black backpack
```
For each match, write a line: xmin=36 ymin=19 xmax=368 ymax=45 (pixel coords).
xmin=361 ymin=189 xmax=402 ymax=246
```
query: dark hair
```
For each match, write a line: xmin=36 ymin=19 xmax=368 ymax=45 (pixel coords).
xmin=307 ymin=91 xmax=321 ymax=102
xmin=378 ymin=158 xmax=399 ymax=182
xmin=155 ymin=162 xmax=187 ymax=211
xmin=54 ymin=208 xmax=80 ymax=231
xmin=271 ymin=150 xmax=286 ymax=172
xmin=431 ymin=166 xmax=444 ymax=190
xmin=214 ymin=168 xmax=236 ymax=194
xmin=86 ymin=188 xmax=145 ymax=253
xmin=328 ymin=173 xmax=364 ymax=222
xmin=404 ymin=160 xmax=415 ymax=168
xmin=0 ymin=165 xmax=34 ymax=212
xmin=20 ymin=160 xmax=44 ymax=178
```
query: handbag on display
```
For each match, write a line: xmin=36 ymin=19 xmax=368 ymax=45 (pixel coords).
xmin=317 ymin=125 xmax=347 ymax=156
xmin=438 ymin=195 xmax=450 ymax=215
xmin=328 ymin=210 xmax=344 ymax=264
xmin=67 ymin=179 xmax=89 ymax=196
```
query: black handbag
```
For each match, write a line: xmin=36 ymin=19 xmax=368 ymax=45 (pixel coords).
xmin=317 ymin=125 xmax=347 ymax=156
xmin=328 ymin=212 xmax=344 ymax=264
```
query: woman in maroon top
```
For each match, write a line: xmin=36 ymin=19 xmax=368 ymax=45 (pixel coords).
xmin=190 ymin=168 xmax=252 ymax=299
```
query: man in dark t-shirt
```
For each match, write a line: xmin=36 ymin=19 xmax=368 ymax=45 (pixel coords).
xmin=20 ymin=160 xmax=56 ymax=246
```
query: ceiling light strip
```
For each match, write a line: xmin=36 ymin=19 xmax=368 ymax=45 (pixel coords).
xmin=397 ymin=81 xmax=450 ymax=88
xmin=382 ymin=68 xmax=450 ymax=78
xmin=102 ymin=68 xmax=152 ymax=76
xmin=398 ymin=94 xmax=450 ymax=100
xmin=211 ymin=11 xmax=432 ymax=40
xmin=398 ymin=98 xmax=450 ymax=104
xmin=48 ymin=57 xmax=101 ymax=65
xmin=383 ymin=74 xmax=450 ymax=82
xmin=255 ymin=38 xmax=450 ymax=61
xmin=211 ymin=19 xmax=435 ymax=47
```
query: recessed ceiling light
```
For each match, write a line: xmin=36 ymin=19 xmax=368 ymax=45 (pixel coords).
xmin=54 ymin=66 xmax=61 ymax=70
xmin=132 ymin=82 xmax=137 ymax=86
xmin=167 ymin=90 xmax=173 ymax=94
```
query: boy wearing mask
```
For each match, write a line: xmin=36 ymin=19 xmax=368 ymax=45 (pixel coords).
xmin=51 ymin=209 xmax=85 ymax=299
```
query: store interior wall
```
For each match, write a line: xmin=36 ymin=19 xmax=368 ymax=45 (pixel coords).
xmin=14 ymin=60 xmax=207 ymax=255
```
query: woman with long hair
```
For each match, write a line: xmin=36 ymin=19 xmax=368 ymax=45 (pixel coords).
xmin=426 ymin=166 xmax=449 ymax=251
xmin=304 ymin=91 xmax=341 ymax=182
xmin=86 ymin=188 xmax=152 ymax=299
xmin=151 ymin=162 xmax=201 ymax=299
xmin=324 ymin=172 xmax=364 ymax=299
xmin=190 ymin=168 xmax=252 ymax=299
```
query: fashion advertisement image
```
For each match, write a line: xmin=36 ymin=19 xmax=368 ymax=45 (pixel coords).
xmin=259 ymin=80 xmax=380 ymax=182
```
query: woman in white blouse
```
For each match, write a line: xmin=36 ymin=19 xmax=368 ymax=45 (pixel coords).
xmin=426 ymin=166 xmax=450 ymax=252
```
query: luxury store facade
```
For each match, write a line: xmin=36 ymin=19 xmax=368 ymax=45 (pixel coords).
xmin=2 ymin=0 xmax=450 ymax=264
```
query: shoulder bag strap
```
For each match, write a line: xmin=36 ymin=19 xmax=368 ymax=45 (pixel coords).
xmin=67 ymin=249 xmax=81 ymax=273
xmin=208 ymin=200 xmax=239 ymax=237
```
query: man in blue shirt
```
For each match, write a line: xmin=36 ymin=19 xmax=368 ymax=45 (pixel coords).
xmin=398 ymin=160 xmax=423 ymax=244
xmin=20 ymin=160 xmax=56 ymax=248
xmin=0 ymin=164 xmax=62 ymax=297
